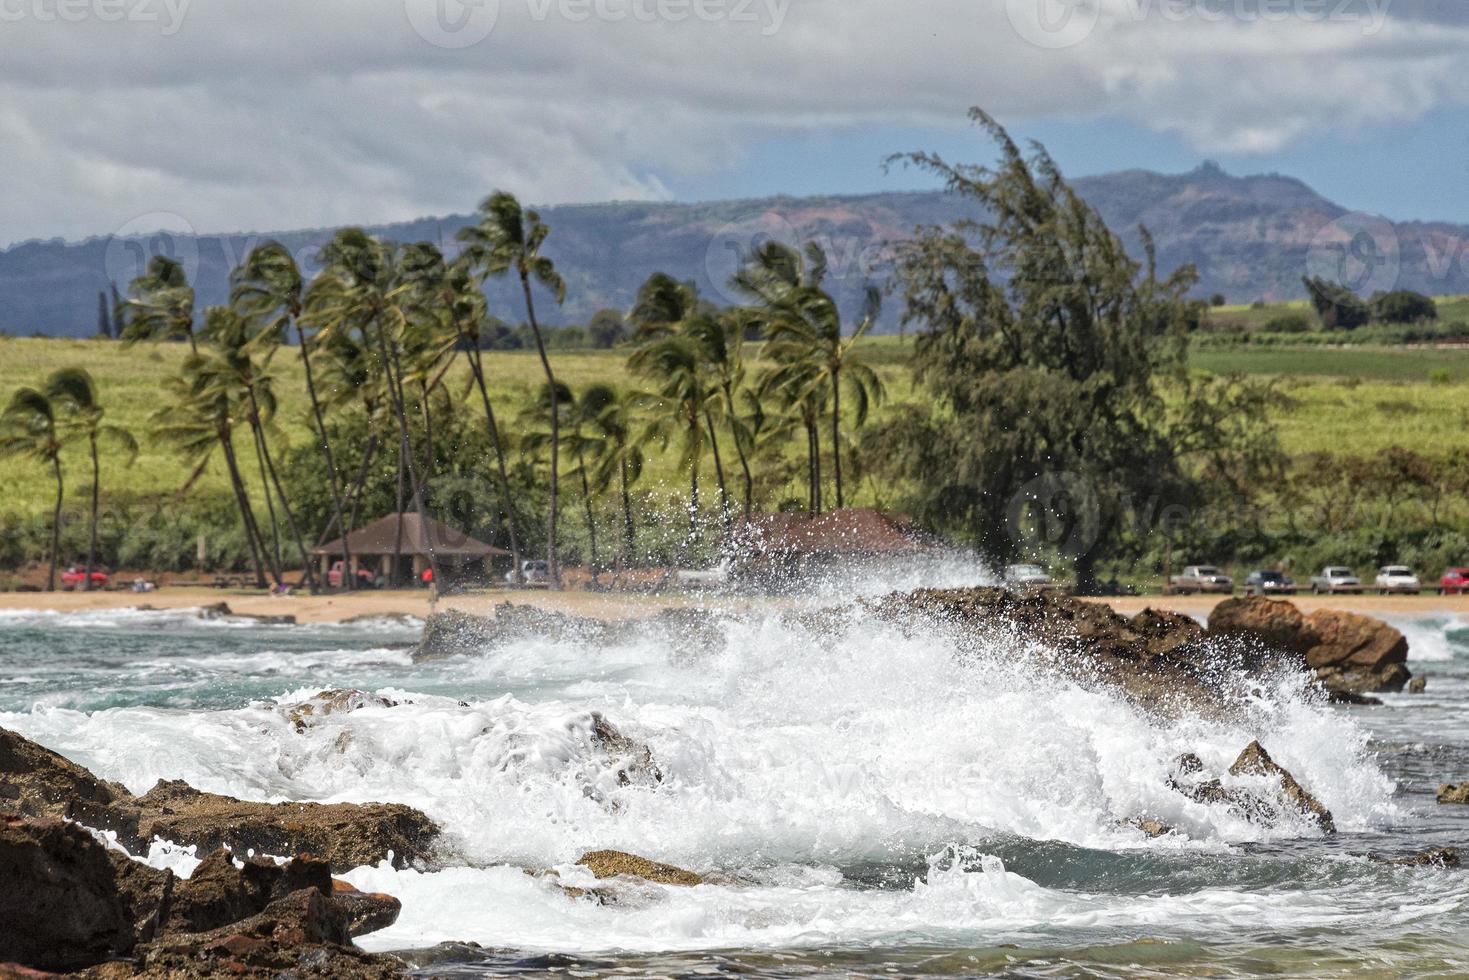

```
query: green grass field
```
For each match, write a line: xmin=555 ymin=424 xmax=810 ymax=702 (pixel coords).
xmin=1 ymin=328 xmax=1464 ymax=519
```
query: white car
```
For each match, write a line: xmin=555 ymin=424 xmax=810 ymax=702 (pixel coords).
xmin=1310 ymin=567 xmax=1363 ymax=595
xmin=1374 ymin=565 xmax=1421 ymax=595
xmin=505 ymin=560 xmax=551 ymax=585
xmin=1004 ymin=564 xmax=1056 ymax=589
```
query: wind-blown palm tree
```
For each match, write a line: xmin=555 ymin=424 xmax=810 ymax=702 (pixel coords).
xmin=1 ymin=387 xmax=66 ymax=590
xmin=153 ymin=351 xmax=271 ymax=588
xmin=233 ymin=241 xmax=355 ymax=588
xmin=120 ymin=256 xmax=199 ymax=352
xmin=628 ymin=273 xmax=732 ymax=523
xmin=304 ymin=229 xmax=440 ymax=587
xmin=628 ymin=332 xmax=720 ymax=540
xmin=734 ymin=241 xmax=885 ymax=509
xmin=45 ymin=369 xmax=137 ymax=591
xmin=459 ymin=192 xmax=566 ymax=585
xmin=581 ymin=383 xmax=643 ymax=576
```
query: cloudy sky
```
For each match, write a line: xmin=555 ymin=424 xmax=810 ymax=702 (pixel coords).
xmin=2 ymin=0 xmax=1467 ymax=246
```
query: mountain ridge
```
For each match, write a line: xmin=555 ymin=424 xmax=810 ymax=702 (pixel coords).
xmin=5 ymin=166 xmax=1467 ymax=336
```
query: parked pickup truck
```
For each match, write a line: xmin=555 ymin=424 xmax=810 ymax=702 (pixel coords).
xmin=1310 ymin=566 xmax=1363 ymax=595
xmin=1168 ymin=565 xmax=1234 ymax=595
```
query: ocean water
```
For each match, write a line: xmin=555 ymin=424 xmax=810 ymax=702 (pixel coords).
xmin=0 ymin=596 xmax=1466 ymax=978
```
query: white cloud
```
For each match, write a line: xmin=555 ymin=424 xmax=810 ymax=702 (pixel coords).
xmin=2 ymin=0 xmax=1468 ymax=244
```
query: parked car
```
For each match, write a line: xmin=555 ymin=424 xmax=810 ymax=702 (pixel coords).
xmin=1441 ymin=568 xmax=1469 ymax=596
xmin=60 ymin=566 xmax=109 ymax=590
xmin=677 ymin=560 xmax=731 ymax=590
xmin=1003 ymin=564 xmax=1056 ymax=590
xmin=505 ymin=560 xmax=552 ymax=585
xmin=326 ymin=561 xmax=376 ymax=589
xmin=1374 ymin=565 xmax=1421 ymax=595
xmin=1243 ymin=569 xmax=1296 ymax=596
xmin=1310 ymin=567 xmax=1363 ymax=595
xmin=1168 ymin=565 xmax=1233 ymax=595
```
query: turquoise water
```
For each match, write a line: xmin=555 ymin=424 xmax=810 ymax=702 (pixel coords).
xmin=0 ymin=603 xmax=1466 ymax=978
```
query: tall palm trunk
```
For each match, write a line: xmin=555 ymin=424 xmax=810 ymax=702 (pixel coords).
xmin=376 ymin=316 xmax=439 ymax=588
xmin=85 ymin=436 xmax=99 ymax=591
xmin=519 ymin=271 xmax=560 ymax=587
xmin=246 ymin=388 xmax=316 ymax=592
xmin=219 ymin=432 xmax=268 ymax=589
xmin=704 ymin=409 xmax=731 ymax=526
xmin=47 ymin=456 xmax=62 ymax=592
xmin=297 ymin=324 xmax=353 ymax=588
xmin=464 ymin=345 xmax=523 ymax=583
xmin=830 ymin=369 xmax=844 ymax=510
xmin=248 ymin=422 xmax=285 ymax=586
xmin=620 ymin=456 xmax=635 ymax=571
xmin=575 ymin=436 xmax=599 ymax=582
xmin=315 ymin=434 xmax=379 ymax=546
xmin=805 ymin=417 xmax=823 ymax=514
xmin=723 ymin=382 xmax=754 ymax=516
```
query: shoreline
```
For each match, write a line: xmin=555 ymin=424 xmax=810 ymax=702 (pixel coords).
xmin=0 ymin=587 xmax=1465 ymax=623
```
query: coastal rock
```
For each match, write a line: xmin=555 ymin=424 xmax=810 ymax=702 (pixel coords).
xmin=414 ymin=608 xmax=500 ymax=661
xmin=1304 ymin=609 xmax=1411 ymax=694
xmin=285 ymin=690 xmax=401 ymax=732
xmin=1438 ymin=783 xmax=1469 ymax=805
xmin=1228 ymin=741 xmax=1335 ymax=832
xmin=1409 ymin=677 xmax=1428 ymax=694
xmin=118 ymin=780 xmax=439 ymax=873
xmin=332 ymin=880 xmax=402 ymax=937
xmin=194 ymin=602 xmax=297 ymax=626
xmin=1207 ymin=597 xmax=1315 ymax=661
xmin=414 ymin=604 xmax=730 ymax=663
xmin=1129 ymin=608 xmax=1204 ymax=657
xmin=1371 ymin=847 xmax=1460 ymax=868
xmin=106 ymin=849 xmax=175 ymax=945
xmin=575 ymin=850 xmax=701 ymax=886
xmin=0 ymin=813 xmax=135 ymax=970
xmin=1205 ymin=597 xmax=1411 ymax=694
xmin=1130 ymin=818 xmax=1173 ymax=838
xmin=163 ymin=849 xmax=331 ymax=935
xmin=589 ymin=713 xmax=663 ymax=787
xmin=0 ymin=726 xmax=130 ymax=824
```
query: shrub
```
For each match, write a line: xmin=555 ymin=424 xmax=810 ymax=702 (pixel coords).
xmin=1263 ymin=313 xmax=1312 ymax=334
xmin=1370 ymin=290 xmax=1437 ymax=324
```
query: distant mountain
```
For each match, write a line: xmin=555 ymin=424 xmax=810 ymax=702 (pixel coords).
xmin=5 ymin=164 xmax=1468 ymax=337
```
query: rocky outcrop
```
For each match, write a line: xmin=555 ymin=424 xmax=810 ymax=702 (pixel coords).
xmin=1371 ymin=847 xmax=1460 ymax=868
xmin=576 ymin=850 xmax=701 ymax=886
xmin=590 ymin=713 xmax=663 ymax=788
xmin=116 ymin=780 xmax=439 ymax=873
xmin=0 ymin=814 xmax=137 ymax=970
xmin=1438 ymin=783 xmax=1469 ymax=804
xmin=0 ymin=727 xmax=440 ymax=872
xmin=333 ymin=880 xmax=403 ymax=938
xmin=285 ymin=690 xmax=402 ymax=732
xmin=1228 ymin=741 xmax=1335 ymax=832
xmin=1168 ymin=743 xmax=1334 ymax=833
xmin=414 ymin=603 xmax=730 ymax=662
xmin=0 ymin=727 xmax=131 ymax=826
xmin=1206 ymin=597 xmax=1411 ymax=694
xmin=0 ymin=811 xmax=405 ymax=977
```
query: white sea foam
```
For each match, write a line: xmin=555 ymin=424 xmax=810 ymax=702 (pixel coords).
xmin=1389 ymin=614 xmax=1466 ymax=663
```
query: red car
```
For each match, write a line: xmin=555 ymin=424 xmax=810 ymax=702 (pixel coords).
xmin=60 ymin=566 xmax=108 ymax=590
xmin=1440 ymin=568 xmax=1469 ymax=595
xmin=327 ymin=561 xmax=376 ymax=589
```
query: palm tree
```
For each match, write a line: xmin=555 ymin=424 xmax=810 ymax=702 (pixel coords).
xmin=458 ymin=192 xmax=566 ymax=585
xmin=152 ymin=351 xmax=271 ymax=588
xmin=734 ymin=241 xmax=885 ymax=510
xmin=233 ymin=242 xmax=355 ymax=588
xmin=45 ymin=369 xmax=137 ymax=591
xmin=1 ymin=387 xmax=66 ymax=590
xmin=581 ymin=383 xmax=643 ymax=577
xmin=628 ymin=273 xmax=732 ymax=523
xmin=305 ymin=229 xmax=440 ymax=587
xmin=628 ymin=332 xmax=718 ymax=540
xmin=120 ymin=256 xmax=198 ymax=352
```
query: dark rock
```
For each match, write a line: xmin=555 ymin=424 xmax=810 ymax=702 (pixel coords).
xmin=332 ymin=879 xmax=402 ymax=937
xmin=0 ymin=813 xmax=135 ymax=971
xmin=285 ymin=690 xmax=401 ymax=732
xmin=1438 ymin=783 xmax=1469 ymax=805
xmin=576 ymin=850 xmax=701 ymax=886
xmin=589 ymin=713 xmax=662 ymax=787
xmin=1229 ymin=741 xmax=1335 ymax=832
xmin=0 ymin=727 xmax=130 ymax=825
xmin=106 ymin=850 xmax=174 ymax=945
xmin=1371 ymin=847 xmax=1460 ymax=868
xmin=1129 ymin=608 xmax=1204 ymax=658
xmin=1326 ymin=690 xmax=1383 ymax=706
xmin=117 ymin=780 xmax=439 ymax=873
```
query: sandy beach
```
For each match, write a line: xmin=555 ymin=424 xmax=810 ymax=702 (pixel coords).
xmin=0 ymin=586 xmax=1465 ymax=623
